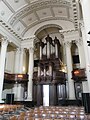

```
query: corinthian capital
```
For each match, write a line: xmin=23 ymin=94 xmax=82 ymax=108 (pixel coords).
xmin=15 ymin=48 xmax=21 ymax=54
xmin=64 ymin=41 xmax=71 ymax=48
xmin=1 ymin=36 xmax=8 ymax=46
xmin=29 ymin=47 xmax=34 ymax=54
xmin=75 ymin=38 xmax=83 ymax=46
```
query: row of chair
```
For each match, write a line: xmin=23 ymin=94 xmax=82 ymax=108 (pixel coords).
xmin=0 ymin=105 xmax=90 ymax=120
xmin=9 ymin=106 xmax=89 ymax=120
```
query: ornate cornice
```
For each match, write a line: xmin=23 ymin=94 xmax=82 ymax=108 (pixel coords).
xmin=79 ymin=20 xmax=84 ymax=31
xmin=0 ymin=18 xmax=22 ymax=41
xmin=21 ymin=36 xmax=35 ymax=49
xmin=59 ymin=29 xmax=77 ymax=34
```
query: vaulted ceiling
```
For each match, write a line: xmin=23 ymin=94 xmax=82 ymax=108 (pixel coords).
xmin=0 ymin=0 xmax=80 ymax=40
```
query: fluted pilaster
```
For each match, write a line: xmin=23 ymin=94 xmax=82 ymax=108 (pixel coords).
xmin=27 ymin=47 xmax=34 ymax=101
xmin=65 ymin=41 xmax=75 ymax=99
xmin=0 ymin=37 xmax=8 ymax=103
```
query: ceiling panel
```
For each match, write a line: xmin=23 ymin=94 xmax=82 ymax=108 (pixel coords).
xmin=53 ymin=7 xmax=67 ymax=18
xmin=0 ymin=1 xmax=13 ymax=22
xmin=6 ymin=0 xmax=28 ymax=12
xmin=22 ymin=13 xmax=38 ymax=26
xmin=13 ymin=21 xmax=26 ymax=35
xmin=36 ymin=8 xmax=53 ymax=20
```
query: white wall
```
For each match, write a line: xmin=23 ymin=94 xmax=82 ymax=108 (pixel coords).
xmin=5 ymin=51 xmax=15 ymax=73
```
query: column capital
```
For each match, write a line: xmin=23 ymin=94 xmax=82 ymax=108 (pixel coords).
xmin=1 ymin=37 xmax=8 ymax=47
xmin=80 ymin=0 xmax=83 ymax=5
xmin=29 ymin=47 xmax=34 ymax=54
xmin=15 ymin=47 xmax=21 ymax=54
xmin=64 ymin=41 xmax=71 ymax=48
xmin=73 ymin=38 xmax=83 ymax=46
xmin=20 ymin=48 xmax=25 ymax=54
xmin=79 ymin=21 xmax=85 ymax=31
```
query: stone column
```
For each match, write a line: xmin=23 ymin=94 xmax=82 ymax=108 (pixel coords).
xmin=17 ymin=48 xmax=25 ymax=101
xmin=12 ymin=48 xmax=20 ymax=101
xmin=27 ymin=47 xmax=34 ymax=101
xmin=65 ymin=41 xmax=75 ymax=99
xmin=0 ymin=37 xmax=8 ymax=103
xmin=19 ymin=48 xmax=25 ymax=73
xmin=80 ymin=0 xmax=90 ymax=92
xmin=13 ymin=48 xmax=20 ymax=101
xmin=80 ymin=22 xmax=89 ymax=92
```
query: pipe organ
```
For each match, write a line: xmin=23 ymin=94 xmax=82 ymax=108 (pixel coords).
xmin=33 ymin=35 xmax=67 ymax=106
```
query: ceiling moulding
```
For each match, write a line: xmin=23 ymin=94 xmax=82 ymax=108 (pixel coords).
xmin=35 ymin=24 xmax=63 ymax=36
xmin=0 ymin=18 xmax=22 ymax=41
xmin=59 ymin=29 xmax=77 ymax=34
xmin=71 ymin=0 xmax=78 ymax=30
xmin=0 ymin=24 xmax=21 ymax=47
xmin=21 ymin=36 xmax=35 ymax=48
xmin=8 ymin=0 xmax=71 ymax=26
xmin=21 ymin=17 xmax=74 ymax=37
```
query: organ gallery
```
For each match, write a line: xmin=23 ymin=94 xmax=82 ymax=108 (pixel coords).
xmin=33 ymin=35 xmax=67 ymax=106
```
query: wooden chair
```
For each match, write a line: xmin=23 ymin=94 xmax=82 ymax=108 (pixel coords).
xmin=9 ymin=115 xmax=18 ymax=120
xmin=76 ymin=114 xmax=85 ymax=120
xmin=25 ymin=117 xmax=34 ymax=120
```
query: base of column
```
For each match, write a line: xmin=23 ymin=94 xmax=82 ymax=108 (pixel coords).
xmin=25 ymin=97 xmax=32 ymax=101
xmin=69 ymin=97 xmax=76 ymax=100
xmin=0 ymin=100 xmax=4 ymax=103
xmin=16 ymin=98 xmax=24 ymax=101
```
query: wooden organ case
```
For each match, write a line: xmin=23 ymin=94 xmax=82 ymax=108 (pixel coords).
xmin=33 ymin=35 xmax=67 ymax=106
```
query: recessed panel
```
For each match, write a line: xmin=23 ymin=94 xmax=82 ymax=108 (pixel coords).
xmin=13 ymin=21 xmax=25 ymax=35
xmin=0 ymin=1 xmax=13 ymax=22
xmin=6 ymin=0 xmax=28 ymax=12
xmin=36 ymin=8 xmax=52 ymax=20
xmin=22 ymin=13 xmax=38 ymax=26
xmin=53 ymin=7 xmax=67 ymax=18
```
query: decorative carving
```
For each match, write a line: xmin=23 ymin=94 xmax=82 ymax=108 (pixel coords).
xmin=0 ymin=19 xmax=22 ymax=41
xmin=79 ymin=20 xmax=84 ymax=31
xmin=29 ymin=47 xmax=34 ymax=53
xmin=1 ymin=37 xmax=8 ymax=47
xmin=64 ymin=41 xmax=71 ymax=48
xmin=75 ymin=38 xmax=83 ymax=46
xmin=15 ymin=48 xmax=21 ymax=54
